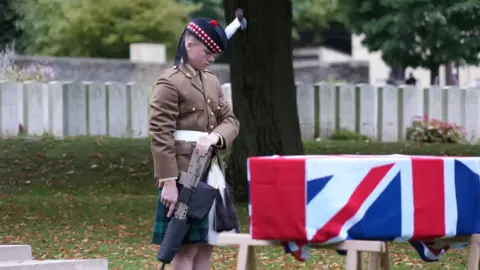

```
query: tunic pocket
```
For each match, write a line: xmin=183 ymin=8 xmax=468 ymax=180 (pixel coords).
xmin=174 ymin=141 xmax=196 ymax=174
xmin=178 ymin=100 xmax=205 ymax=128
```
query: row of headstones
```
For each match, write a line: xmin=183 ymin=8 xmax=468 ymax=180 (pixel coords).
xmin=1 ymin=80 xmax=480 ymax=142
xmin=223 ymin=82 xmax=480 ymax=142
xmin=0 ymin=80 xmax=150 ymax=138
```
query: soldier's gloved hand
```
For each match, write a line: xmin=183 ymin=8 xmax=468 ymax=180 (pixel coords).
xmin=195 ymin=133 xmax=219 ymax=156
xmin=161 ymin=180 xmax=178 ymax=217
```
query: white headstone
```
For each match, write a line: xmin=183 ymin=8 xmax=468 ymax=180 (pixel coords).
xmin=400 ymin=85 xmax=423 ymax=139
xmin=47 ymin=81 xmax=67 ymax=137
xmin=295 ymin=82 xmax=315 ymax=140
xmin=86 ymin=82 xmax=107 ymax=136
xmin=357 ymin=84 xmax=377 ymax=140
xmin=24 ymin=81 xmax=48 ymax=135
xmin=426 ymin=86 xmax=444 ymax=121
xmin=65 ymin=82 xmax=88 ymax=136
xmin=0 ymin=80 xmax=21 ymax=136
xmin=107 ymin=82 xmax=128 ymax=137
xmin=445 ymin=86 xmax=464 ymax=126
xmin=379 ymin=85 xmax=399 ymax=142
xmin=464 ymin=86 xmax=480 ymax=142
xmin=128 ymin=82 xmax=149 ymax=138
xmin=221 ymin=83 xmax=233 ymax=107
xmin=317 ymin=83 xmax=336 ymax=138
xmin=337 ymin=83 xmax=356 ymax=131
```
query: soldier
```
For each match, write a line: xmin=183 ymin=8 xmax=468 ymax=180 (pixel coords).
xmin=149 ymin=15 xmax=244 ymax=270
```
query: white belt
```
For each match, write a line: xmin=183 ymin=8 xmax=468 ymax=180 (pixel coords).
xmin=173 ymin=130 xmax=208 ymax=142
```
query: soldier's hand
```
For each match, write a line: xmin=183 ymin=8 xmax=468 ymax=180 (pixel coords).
xmin=161 ymin=180 xmax=178 ymax=217
xmin=196 ymin=133 xmax=219 ymax=156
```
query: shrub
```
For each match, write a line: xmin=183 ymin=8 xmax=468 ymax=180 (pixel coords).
xmin=406 ymin=115 xmax=466 ymax=144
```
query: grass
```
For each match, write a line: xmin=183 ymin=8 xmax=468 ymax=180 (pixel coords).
xmin=0 ymin=136 xmax=473 ymax=269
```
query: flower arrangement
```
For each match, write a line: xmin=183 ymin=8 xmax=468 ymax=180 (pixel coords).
xmin=0 ymin=46 xmax=55 ymax=82
xmin=406 ymin=115 xmax=466 ymax=144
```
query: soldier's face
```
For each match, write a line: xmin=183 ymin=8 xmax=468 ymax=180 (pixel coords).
xmin=186 ymin=40 xmax=217 ymax=70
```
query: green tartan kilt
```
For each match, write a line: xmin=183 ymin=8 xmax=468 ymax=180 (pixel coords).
xmin=151 ymin=188 xmax=210 ymax=245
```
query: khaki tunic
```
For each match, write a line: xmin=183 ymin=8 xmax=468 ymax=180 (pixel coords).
xmin=148 ymin=63 xmax=240 ymax=184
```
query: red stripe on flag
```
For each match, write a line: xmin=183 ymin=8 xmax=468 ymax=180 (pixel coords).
xmin=311 ymin=163 xmax=394 ymax=243
xmin=249 ymin=157 xmax=307 ymax=241
xmin=411 ymin=158 xmax=445 ymax=240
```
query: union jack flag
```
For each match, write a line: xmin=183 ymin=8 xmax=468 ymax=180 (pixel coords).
xmin=248 ymin=155 xmax=478 ymax=262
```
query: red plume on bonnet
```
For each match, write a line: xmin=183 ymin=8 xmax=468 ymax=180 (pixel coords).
xmin=210 ymin=20 xmax=217 ymax=27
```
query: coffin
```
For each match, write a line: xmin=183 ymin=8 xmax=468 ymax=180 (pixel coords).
xmin=248 ymin=154 xmax=480 ymax=244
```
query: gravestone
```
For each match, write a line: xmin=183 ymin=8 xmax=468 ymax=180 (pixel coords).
xmin=357 ymin=84 xmax=377 ymax=140
xmin=445 ymin=87 xmax=464 ymax=126
xmin=317 ymin=83 xmax=336 ymax=138
xmin=295 ymin=82 xmax=315 ymax=140
xmin=86 ymin=82 xmax=108 ymax=136
xmin=106 ymin=82 xmax=128 ymax=137
xmin=425 ymin=86 xmax=444 ymax=121
xmin=0 ymin=81 xmax=20 ymax=136
xmin=464 ymin=87 xmax=480 ymax=142
xmin=379 ymin=85 xmax=399 ymax=142
xmin=47 ymin=81 xmax=67 ymax=137
xmin=337 ymin=83 xmax=356 ymax=132
xmin=24 ymin=81 xmax=48 ymax=136
xmin=65 ymin=82 xmax=88 ymax=136
xmin=128 ymin=82 xmax=149 ymax=138
xmin=400 ymin=85 xmax=423 ymax=139
xmin=221 ymin=83 xmax=232 ymax=106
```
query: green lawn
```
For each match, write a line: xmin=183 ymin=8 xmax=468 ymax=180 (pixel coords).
xmin=1 ymin=187 xmax=470 ymax=269
xmin=0 ymin=136 xmax=473 ymax=269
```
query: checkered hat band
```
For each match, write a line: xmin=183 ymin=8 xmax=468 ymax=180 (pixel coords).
xmin=187 ymin=22 xmax=222 ymax=53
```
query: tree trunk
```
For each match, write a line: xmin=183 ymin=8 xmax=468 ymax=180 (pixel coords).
xmin=445 ymin=62 xmax=459 ymax=86
xmin=390 ymin=66 xmax=405 ymax=82
xmin=223 ymin=0 xmax=304 ymax=201
xmin=430 ymin=64 xmax=440 ymax=85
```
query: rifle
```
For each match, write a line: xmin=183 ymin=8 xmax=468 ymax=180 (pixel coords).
xmin=157 ymin=146 xmax=217 ymax=269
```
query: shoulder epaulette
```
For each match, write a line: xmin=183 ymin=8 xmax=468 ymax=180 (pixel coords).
xmin=161 ymin=66 xmax=181 ymax=79
xmin=203 ymin=69 xmax=215 ymax=75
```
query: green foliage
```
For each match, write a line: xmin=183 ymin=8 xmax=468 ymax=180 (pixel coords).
xmin=10 ymin=0 xmax=349 ymax=57
xmin=340 ymin=0 xmax=480 ymax=80
xmin=175 ymin=0 xmax=225 ymax=25
xmin=406 ymin=115 xmax=467 ymax=144
xmin=293 ymin=0 xmax=346 ymax=29
xmin=0 ymin=0 xmax=22 ymax=49
xmin=14 ymin=0 xmax=199 ymax=58
xmin=292 ymin=0 xmax=346 ymax=40
xmin=179 ymin=0 xmax=347 ymax=42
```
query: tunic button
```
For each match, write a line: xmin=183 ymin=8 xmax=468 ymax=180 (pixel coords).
xmin=210 ymin=125 xmax=214 ymax=129
xmin=192 ymin=107 xmax=195 ymax=111
xmin=207 ymin=99 xmax=211 ymax=103
xmin=217 ymin=106 xmax=220 ymax=109
xmin=210 ymin=112 xmax=214 ymax=116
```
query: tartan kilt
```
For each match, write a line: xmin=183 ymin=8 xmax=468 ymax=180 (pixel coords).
xmin=151 ymin=188 xmax=210 ymax=245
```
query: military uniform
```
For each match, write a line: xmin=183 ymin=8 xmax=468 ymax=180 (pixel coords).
xmin=149 ymin=17 xmax=242 ymax=245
